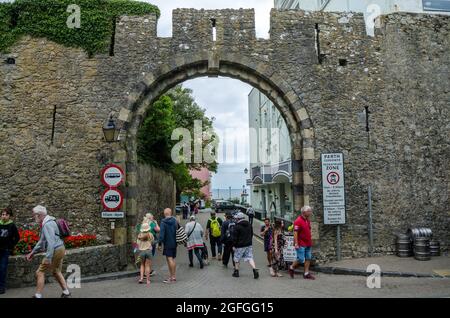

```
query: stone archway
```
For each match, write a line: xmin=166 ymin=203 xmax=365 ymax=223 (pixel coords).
xmin=117 ymin=53 xmax=316 ymax=241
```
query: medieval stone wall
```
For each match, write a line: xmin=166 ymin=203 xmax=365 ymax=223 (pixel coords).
xmin=0 ymin=9 xmax=448 ymax=262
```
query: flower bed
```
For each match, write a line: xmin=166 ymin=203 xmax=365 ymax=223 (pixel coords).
xmin=14 ymin=227 xmax=97 ymax=255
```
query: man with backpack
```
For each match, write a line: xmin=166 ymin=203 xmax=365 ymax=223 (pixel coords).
xmin=26 ymin=205 xmax=71 ymax=298
xmin=220 ymin=211 xmax=235 ymax=268
xmin=205 ymin=211 xmax=223 ymax=260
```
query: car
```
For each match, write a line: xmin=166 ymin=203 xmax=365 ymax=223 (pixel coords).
xmin=214 ymin=200 xmax=236 ymax=213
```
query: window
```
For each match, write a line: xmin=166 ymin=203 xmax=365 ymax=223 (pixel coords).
xmin=423 ymin=0 xmax=450 ymax=12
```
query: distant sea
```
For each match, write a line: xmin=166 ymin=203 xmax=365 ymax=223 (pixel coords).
xmin=211 ymin=188 xmax=250 ymax=201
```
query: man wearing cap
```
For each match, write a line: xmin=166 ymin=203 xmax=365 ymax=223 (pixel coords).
xmin=26 ymin=205 xmax=71 ymax=298
xmin=232 ymin=212 xmax=259 ymax=279
xmin=288 ymin=206 xmax=316 ymax=280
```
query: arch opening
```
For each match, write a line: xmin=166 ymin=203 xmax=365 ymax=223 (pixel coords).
xmin=120 ymin=58 xmax=315 ymax=240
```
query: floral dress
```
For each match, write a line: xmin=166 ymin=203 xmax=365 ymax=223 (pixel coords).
xmin=271 ymin=230 xmax=285 ymax=271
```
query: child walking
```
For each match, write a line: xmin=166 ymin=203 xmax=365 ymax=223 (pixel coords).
xmin=137 ymin=222 xmax=154 ymax=286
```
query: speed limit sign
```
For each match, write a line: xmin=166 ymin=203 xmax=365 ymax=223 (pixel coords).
xmin=101 ymin=188 xmax=123 ymax=211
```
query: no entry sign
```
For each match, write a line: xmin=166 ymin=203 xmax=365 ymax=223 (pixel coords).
xmin=101 ymin=188 xmax=124 ymax=211
xmin=101 ymin=164 xmax=124 ymax=188
xmin=321 ymin=153 xmax=346 ymax=225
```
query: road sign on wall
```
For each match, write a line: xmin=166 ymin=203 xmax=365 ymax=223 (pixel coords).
xmin=101 ymin=164 xmax=124 ymax=188
xmin=321 ymin=153 xmax=346 ymax=225
xmin=101 ymin=212 xmax=125 ymax=218
xmin=101 ymin=188 xmax=124 ymax=211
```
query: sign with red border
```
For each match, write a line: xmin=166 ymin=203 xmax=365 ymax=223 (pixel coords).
xmin=321 ymin=153 xmax=346 ymax=225
xmin=101 ymin=164 xmax=124 ymax=188
xmin=101 ymin=188 xmax=124 ymax=211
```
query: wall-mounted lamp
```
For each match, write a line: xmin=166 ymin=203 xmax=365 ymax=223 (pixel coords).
xmin=102 ymin=114 xmax=120 ymax=142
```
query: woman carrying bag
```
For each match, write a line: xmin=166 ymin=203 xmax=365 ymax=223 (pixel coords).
xmin=184 ymin=215 xmax=205 ymax=269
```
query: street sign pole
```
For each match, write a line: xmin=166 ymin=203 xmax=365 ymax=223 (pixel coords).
xmin=337 ymin=224 xmax=341 ymax=261
xmin=368 ymin=185 xmax=374 ymax=257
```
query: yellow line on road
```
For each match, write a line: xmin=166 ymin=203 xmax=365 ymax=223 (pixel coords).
xmin=254 ymin=236 xmax=263 ymax=245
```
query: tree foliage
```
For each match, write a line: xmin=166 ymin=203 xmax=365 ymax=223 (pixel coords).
xmin=138 ymin=85 xmax=218 ymax=196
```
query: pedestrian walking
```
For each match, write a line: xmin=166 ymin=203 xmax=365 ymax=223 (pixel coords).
xmin=0 ymin=207 xmax=20 ymax=295
xmin=270 ymin=219 xmax=285 ymax=277
xmin=136 ymin=213 xmax=160 ymax=257
xmin=232 ymin=212 xmax=259 ymax=279
xmin=205 ymin=211 xmax=223 ymax=260
xmin=26 ymin=205 xmax=71 ymax=298
xmin=260 ymin=218 xmax=273 ymax=268
xmin=185 ymin=215 xmax=205 ymax=269
xmin=182 ymin=202 xmax=188 ymax=220
xmin=137 ymin=222 xmax=154 ymax=286
xmin=158 ymin=208 xmax=178 ymax=284
xmin=288 ymin=206 xmax=315 ymax=280
xmin=220 ymin=211 xmax=235 ymax=268
xmin=194 ymin=202 xmax=199 ymax=215
xmin=246 ymin=207 xmax=255 ymax=226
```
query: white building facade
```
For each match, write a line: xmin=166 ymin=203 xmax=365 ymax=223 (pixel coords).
xmin=275 ymin=0 xmax=450 ymax=13
xmin=275 ymin=0 xmax=450 ymax=34
xmin=248 ymin=89 xmax=294 ymax=221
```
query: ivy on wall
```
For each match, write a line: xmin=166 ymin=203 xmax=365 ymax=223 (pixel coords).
xmin=0 ymin=0 xmax=160 ymax=56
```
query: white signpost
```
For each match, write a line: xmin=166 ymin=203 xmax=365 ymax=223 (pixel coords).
xmin=321 ymin=153 xmax=346 ymax=225
xmin=101 ymin=212 xmax=125 ymax=219
xmin=282 ymin=235 xmax=297 ymax=263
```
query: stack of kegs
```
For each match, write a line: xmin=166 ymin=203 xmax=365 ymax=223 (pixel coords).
xmin=413 ymin=237 xmax=431 ymax=261
xmin=429 ymin=240 xmax=441 ymax=257
xmin=395 ymin=234 xmax=412 ymax=257
xmin=407 ymin=228 xmax=432 ymax=240
xmin=406 ymin=228 xmax=433 ymax=261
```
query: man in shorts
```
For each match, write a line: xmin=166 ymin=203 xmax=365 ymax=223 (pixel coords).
xmin=288 ymin=206 xmax=316 ymax=280
xmin=232 ymin=212 xmax=259 ymax=279
xmin=26 ymin=205 xmax=71 ymax=298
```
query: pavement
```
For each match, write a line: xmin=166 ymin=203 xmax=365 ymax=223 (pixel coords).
xmin=1 ymin=209 xmax=449 ymax=298
xmin=250 ymin=213 xmax=450 ymax=278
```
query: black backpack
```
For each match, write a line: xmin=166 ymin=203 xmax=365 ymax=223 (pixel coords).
xmin=225 ymin=221 xmax=236 ymax=242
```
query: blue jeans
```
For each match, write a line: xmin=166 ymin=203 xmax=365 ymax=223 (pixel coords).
xmin=0 ymin=250 xmax=10 ymax=291
xmin=296 ymin=247 xmax=312 ymax=264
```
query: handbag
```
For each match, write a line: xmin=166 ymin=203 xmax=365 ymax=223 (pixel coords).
xmin=176 ymin=223 xmax=188 ymax=245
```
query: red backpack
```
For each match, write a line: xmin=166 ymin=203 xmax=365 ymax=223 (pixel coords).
xmin=54 ymin=219 xmax=71 ymax=238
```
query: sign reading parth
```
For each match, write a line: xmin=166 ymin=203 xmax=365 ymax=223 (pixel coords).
xmin=101 ymin=188 xmax=123 ymax=211
xmin=101 ymin=164 xmax=124 ymax=188
xmin=321 ymin=153 xmax=346 ymax=225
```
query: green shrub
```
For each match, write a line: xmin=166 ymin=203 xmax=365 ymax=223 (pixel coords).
xmin=0 ymin=0 xmax=159 ymax=55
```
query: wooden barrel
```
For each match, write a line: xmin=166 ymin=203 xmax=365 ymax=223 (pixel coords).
xmin=414 ymin=237 xmax=430 ymax=261
xmin=396 ymin=234 xmax=412 ymax=257
xmin=429 ymin=240 xmax=441 ymax=257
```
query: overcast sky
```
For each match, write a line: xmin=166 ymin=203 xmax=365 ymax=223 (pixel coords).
xmin=147 ymin=0 xmax=274 ymax=190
